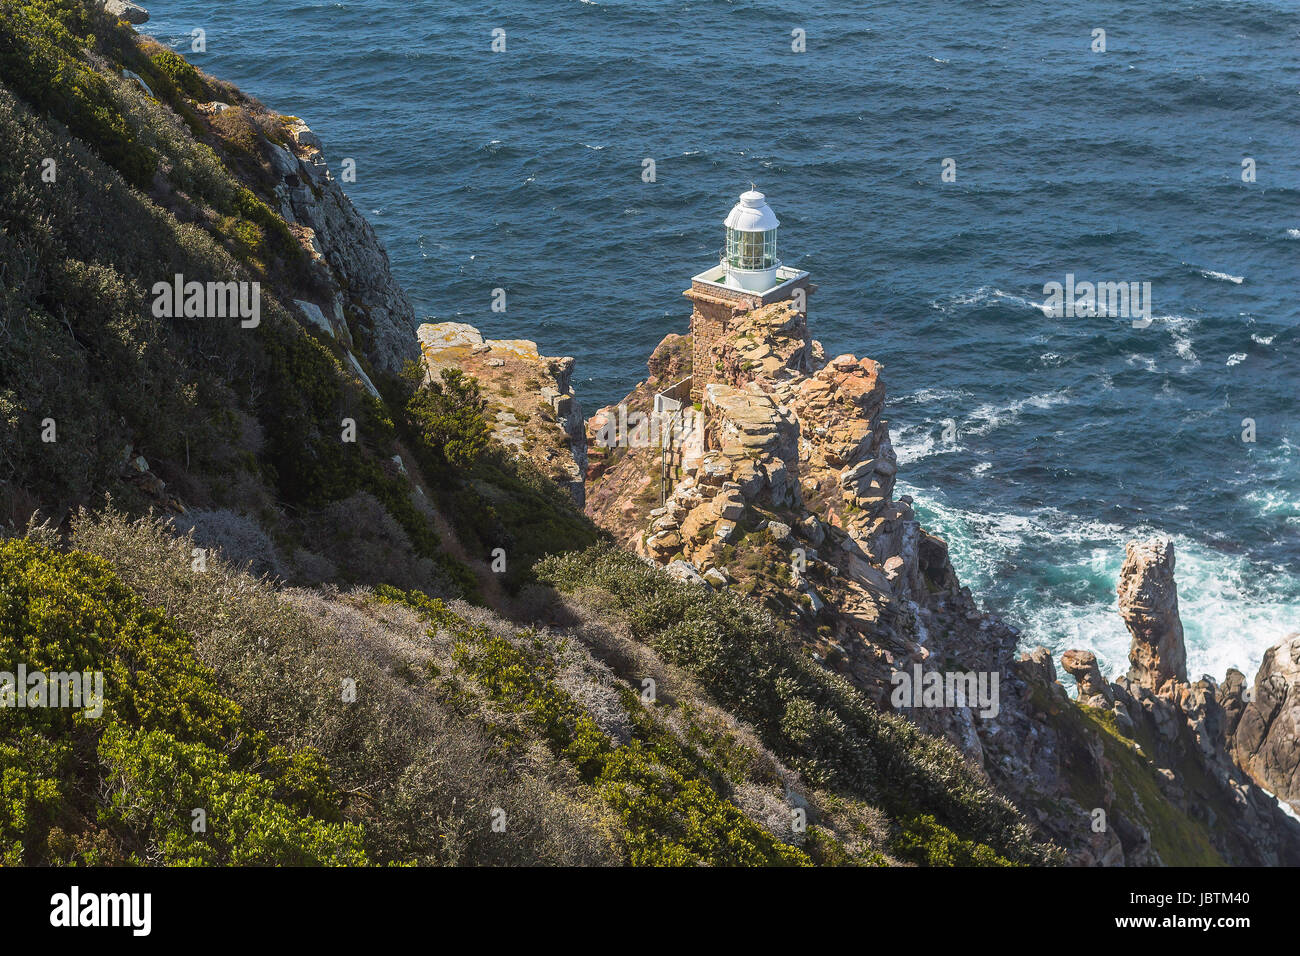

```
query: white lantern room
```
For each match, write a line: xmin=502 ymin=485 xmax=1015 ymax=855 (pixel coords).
xmin=722 ymin=189 xmax=781 ymax=292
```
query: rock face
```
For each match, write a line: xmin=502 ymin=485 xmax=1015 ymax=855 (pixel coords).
xmin=582 ymin=301 xmax=1300 ymax=867
xmin=102 ymin=0 xmax=149 ymax=24
xmin=417 ymin=322 xmax=586 ymax=505
xmin=1118 ymin=539 xmax=1188 ymax=692
xmin=261 ymin=118 xmax=418 ymax=376
xmin=1226 ymin=633 xmax=1300 ymax=812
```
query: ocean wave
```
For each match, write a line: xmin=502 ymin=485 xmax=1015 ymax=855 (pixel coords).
xmin=1171 ymin=337 xmax=1198 ymax=365
xmin=963 ymin=390 xmax=1071 ymax=437
xmin=930 ymin=286 xmax=1052 ymax=316
xmin=1154 ymin=314 xmax=1201 ymax=366
xmin=1187 ymin=263 xmax=1245 ymax=284
xmin=892 ymin=389 xmax=1072 ymax=463
xmin=1245 ymin=487 xmax=1300 ymax=519
xmin=895 ymin=386 xmax=972 ymax=406
xmin=899 ymin=485 xmax=1300 ymax=684
xmin=890 ymin=424 xmax=964 ymax=464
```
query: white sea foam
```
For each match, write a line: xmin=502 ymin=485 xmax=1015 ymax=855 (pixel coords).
xmin=962 ymin=390 xmax=1071 ymax=437
xmin=895 ymin=386 xmax=971 ymax=406
xmin=1171 ymin=336 xmax=1198 ymax=365
xmin=1251 ymin=333 xmax=1275 ymax=345
xmin=1245 ymin=487 xmax=1300 ymax=519
xmin=1227 ymin=352 xmax=1247 ymax=366
xmin=891 ymin=389 xmax=1071 ymax=463
xmin=1152 ymin=314 xmax=1200 ymax=366
xmin=898 ymin=484 xmax=1300 ymax=686
xmin=890 ymin=424 xmax=964 ymax=464
xmin=931 ymin=286 xmax=1052 ymax=316
xmin=1287 ymin=229 xmax=1300 ymax=239
xmin=1201 ymin=268 xmax=1245 ymax=284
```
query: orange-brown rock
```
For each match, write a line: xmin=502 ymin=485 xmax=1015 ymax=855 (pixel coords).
xmin=1117 ymin=538 xmax=1188 ymax=693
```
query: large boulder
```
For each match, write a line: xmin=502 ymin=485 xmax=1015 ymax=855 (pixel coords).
xmin=1060 ymin=649 xmax=1113 ymax=707
xmin=103 ymin=0 xmax=149 ymax=24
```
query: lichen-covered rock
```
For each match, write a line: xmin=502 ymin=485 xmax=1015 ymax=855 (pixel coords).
xmin=417 ymin=321 xmax=586 ymax=505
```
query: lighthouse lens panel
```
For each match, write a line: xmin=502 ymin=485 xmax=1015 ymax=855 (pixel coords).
xmin=728 ymin=229 xmax=776 ymax=270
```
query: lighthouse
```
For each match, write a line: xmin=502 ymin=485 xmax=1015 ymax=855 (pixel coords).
xmin=683 ymin=189 xmax=813 ymax=401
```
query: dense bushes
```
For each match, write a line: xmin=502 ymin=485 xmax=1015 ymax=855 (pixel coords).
xmin=148 ymin=47 xmax=205 ymax=100
xmin=537 ymin=543 xmax=1055 ymax=865
xmin=406 ymin=367 xmax=491 ymax=469
xmin=891 ymin=814 xmax=1016 ymax=867
xmin=0 ymin=1 xmax=154 ymax=188
xmin=68 ymin=511 xmax=619 ymax=865
xmin=0 ymin=537 xmax=365 ymax=864
xmin=382 ymin=586 xmax=811 ymax=865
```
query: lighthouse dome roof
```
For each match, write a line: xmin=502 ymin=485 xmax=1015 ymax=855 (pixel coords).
xmin=724 ymin=190 xmax=780 ymax=232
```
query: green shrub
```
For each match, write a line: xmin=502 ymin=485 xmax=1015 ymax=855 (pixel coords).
xmin=448 ymin=623 xmax=810 ymax=866
xmin=0 ymin=537 xmax=362 ymax=864
xmin=148 ymin=47 xmax=205 ymax=99
xmin=69 ymin=512 xmax=621 ymax=866
xmin=210 ymin=105 xmax=259 ymax=156
xmin=407 ymin=367 xmax=491 ymax=469
xmin=537 ymin=543 xmax=1058 ymax=865
xmin=891 ymin=814 xmax=1017 ymax=867
xmin=0 ymin=1 xmax=155 ymax=188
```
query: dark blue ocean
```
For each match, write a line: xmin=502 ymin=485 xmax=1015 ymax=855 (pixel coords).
xmin=143 ymin=0 xmax=1299 ymax=682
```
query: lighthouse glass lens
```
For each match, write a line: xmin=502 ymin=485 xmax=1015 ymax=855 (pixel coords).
xmin=726 ymin=228 xmax=777 ymax=271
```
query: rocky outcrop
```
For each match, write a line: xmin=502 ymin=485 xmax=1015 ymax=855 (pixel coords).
xmin=1117 ymin=538 xmax=1187 ymax=692
xmin=1014 ymin=541 xmax=1300 ymax=866
xmin=1060 ymin=649 xmax=1112 ymax=707
xmin=417 ymin=322 xmax=586 ymax=505
xmin=582 ymin=301 xmax=1300 ymax=867
xmin=1225 ymin=633 xmax=1300 ymax=812
xmin=586 ymin=300 xmax=975 ymax=709
xmin=258 ymin=117 xmax=418 ymax=376
xmin=102 ymin=0 xmax=148 ymax=24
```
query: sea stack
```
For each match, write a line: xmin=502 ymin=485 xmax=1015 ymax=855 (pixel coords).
xmin=1118 ymin=537 xmax=1188 ymax=693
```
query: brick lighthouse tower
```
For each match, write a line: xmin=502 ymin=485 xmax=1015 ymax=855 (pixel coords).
xmin=683 ymin=189 xmax=812 ymax=401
